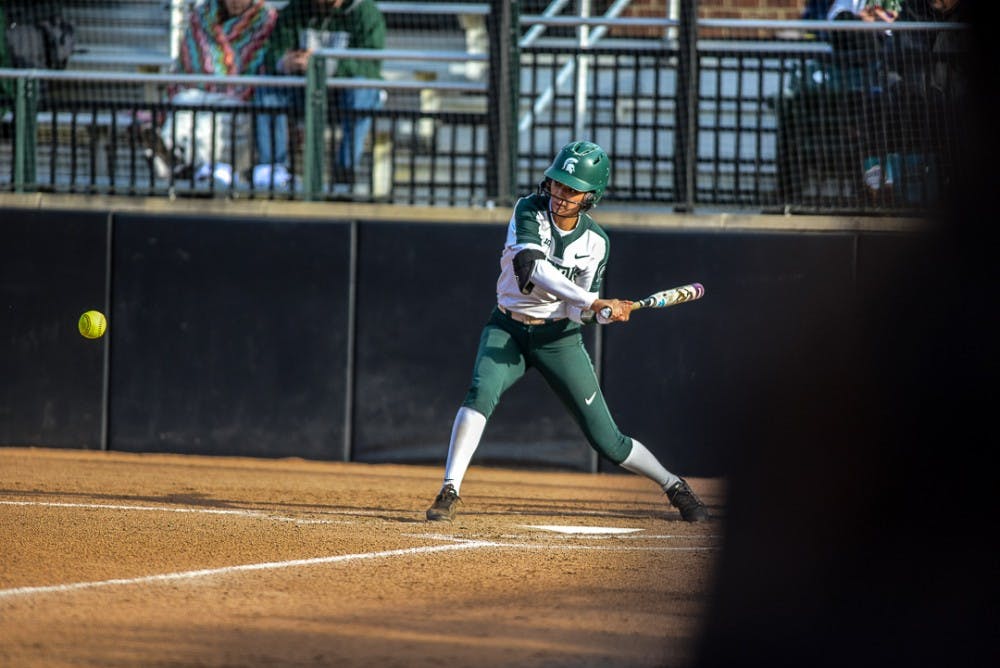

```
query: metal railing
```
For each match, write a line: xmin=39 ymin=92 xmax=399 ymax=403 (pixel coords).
xmin=0 ymin=9 xmax=970 ymax=214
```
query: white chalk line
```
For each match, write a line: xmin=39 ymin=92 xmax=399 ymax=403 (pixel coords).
xmin=0 ymin=539 xmax=494 ymax=601
xmin=482 ymin=541 xmax=717 ymax=553
xmin=1 ymin=501 xmax=717 ymax=602
xmin=0 ymin=500 xmax=349 ymax=525
xmin=407 ymin=533 xmax=721 ymax=553
xmin=521 ymin=524 xmax=643 ymax=534
xmin=500 ymin=533 xmax=724 ymax=541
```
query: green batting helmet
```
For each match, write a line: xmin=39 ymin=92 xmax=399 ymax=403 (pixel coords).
xmin=542 ymin=140 xmax=611 ymax=207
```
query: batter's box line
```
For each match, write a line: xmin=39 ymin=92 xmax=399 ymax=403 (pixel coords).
xmin=406 ymin=533 xmax=501 ymax=544
xmin=498 ymin=533 xmax=724 ymax=541
xmin=0 ymin=541 xmax=499 ymax=601
xmin=482 ymin=541 xmax=719 ymax=553
xmin=0 ymin=499 xmax=353 ymax=526
xmin=406 ymin=533 xmax=719 ymax=552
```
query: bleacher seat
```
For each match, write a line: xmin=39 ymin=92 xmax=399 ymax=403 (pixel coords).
xmin=63 ymin=0 xmax=173 ymax=75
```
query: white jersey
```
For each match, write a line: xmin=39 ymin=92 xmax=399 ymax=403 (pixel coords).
xmin=496 ymin=193 xmax=610 ymax=323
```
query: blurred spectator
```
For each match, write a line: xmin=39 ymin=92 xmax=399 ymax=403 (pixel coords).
xmin=799 ymin=0 xmax=834 ymax=40
xmin=825 ymin=0 xmax=899 ymax=80
xmin=802 ymin=0 xmax=834 ymax=19
xmin=1 ymin=4 xmax=11 ymax=114
xmin=152 ymin=0 xmax=277 ymax=187
xmin=889 ymin=0 xmax=968 ymax=99
xmin=2 ymin=1 xmax=75 ymax=70
xmin=825 ymin=0 xmax=901 ymax=204
xmin=925 ymin=0 xmax=969 ymax=100
xmin=827 ymin=0 xmax=901 ymax=22
xmin=1 ymin=0 xmax=75 ymax=104
xmin=256 ymin=0 xmax=385 ymax=193
xmin=874 ymin=0 xmax=968 ymax=206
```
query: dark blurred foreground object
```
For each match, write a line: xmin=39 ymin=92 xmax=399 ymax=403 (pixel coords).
xmin=696 ymin=3 xmax=997 ymax=666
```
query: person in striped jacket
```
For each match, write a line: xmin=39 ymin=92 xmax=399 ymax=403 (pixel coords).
xmin=155 ymin=0 xmax=277 ymax=187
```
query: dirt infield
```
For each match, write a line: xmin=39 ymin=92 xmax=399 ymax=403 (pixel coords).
xmin=0 ymin=447 xmax=724 ymax=667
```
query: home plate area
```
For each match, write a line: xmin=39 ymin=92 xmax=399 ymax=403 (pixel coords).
xmin=407 ymin=524 xmax=722 ymax=553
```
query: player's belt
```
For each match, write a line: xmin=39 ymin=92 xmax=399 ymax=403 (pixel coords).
xmin=498 ymin=304 xmax=565 ymax=326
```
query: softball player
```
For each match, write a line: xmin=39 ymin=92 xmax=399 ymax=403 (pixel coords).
xmin=425 ymin=141 xmax=709 ymax=523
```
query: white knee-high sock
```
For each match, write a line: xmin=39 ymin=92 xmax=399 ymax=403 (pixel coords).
xmin=619 ymin=439 xmax=680 ymax=491
xmin=442 ymin=406 xmax=487 ymax=494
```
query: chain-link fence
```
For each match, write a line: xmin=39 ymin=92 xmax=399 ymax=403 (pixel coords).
xmin=0 ymin=1 xmax=970 ymax=214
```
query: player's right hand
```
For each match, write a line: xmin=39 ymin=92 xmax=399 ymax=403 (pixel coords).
xmin=591 ymin=298 xmax=633 ymax=323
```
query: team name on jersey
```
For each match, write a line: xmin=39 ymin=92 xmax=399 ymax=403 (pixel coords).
xmin=555 ymin=263 xmax=581 ymax=282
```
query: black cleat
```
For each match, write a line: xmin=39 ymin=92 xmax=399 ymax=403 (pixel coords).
xmin=426 ymin=484 xmax=461 ymax=521
xmin=666 ymin=478 xmax=710 ymax=522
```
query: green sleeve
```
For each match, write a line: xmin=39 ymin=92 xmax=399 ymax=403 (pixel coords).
xmin=591 ymin=244 xmax=609 ymax=294
xmin=588 ymin=219 xmax=611 ymax=294
xmin=264 ymin=0 xmax=309 ymax=74
xmin=337 ymin=0 xmax=385 ymax=79
xmin=511 ymin=196 xmax=544 ymax=247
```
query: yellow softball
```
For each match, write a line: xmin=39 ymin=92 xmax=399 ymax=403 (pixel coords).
xmin=78 ymin=310 xmax=107 ymax=339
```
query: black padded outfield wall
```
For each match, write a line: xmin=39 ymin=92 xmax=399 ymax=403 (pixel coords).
xmin=598 ymin=229 xmax=857 ymax=477
xmin=351 ymin=221 xmax=600 ymax=472
xmin=0 ymin=208 xmax=110 ymax=449
xmin=3 ymin=204 xmax=917 ymax=478
xmin=110 ymin=213 xmax=353 ymax=459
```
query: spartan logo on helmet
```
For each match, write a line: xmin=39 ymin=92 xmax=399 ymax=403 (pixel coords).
xmin=539 ymin=141 xmax=611 ymax=211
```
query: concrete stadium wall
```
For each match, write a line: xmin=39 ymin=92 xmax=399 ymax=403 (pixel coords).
xmin=0 ymin=196 xmax=919 ymax=477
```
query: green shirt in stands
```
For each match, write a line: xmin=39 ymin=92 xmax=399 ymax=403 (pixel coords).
xmin=266 ymin=0 xmax=385 ymax=80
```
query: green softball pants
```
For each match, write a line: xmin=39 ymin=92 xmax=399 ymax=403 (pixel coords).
xmin=461 ymin=307 xmax=633 ymax=464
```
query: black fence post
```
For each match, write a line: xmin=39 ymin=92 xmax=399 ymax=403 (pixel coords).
xmin=487 ymin=0 xmax=519 ymax=207
xmin=674 ymin=0 xmax=698 ymax=212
